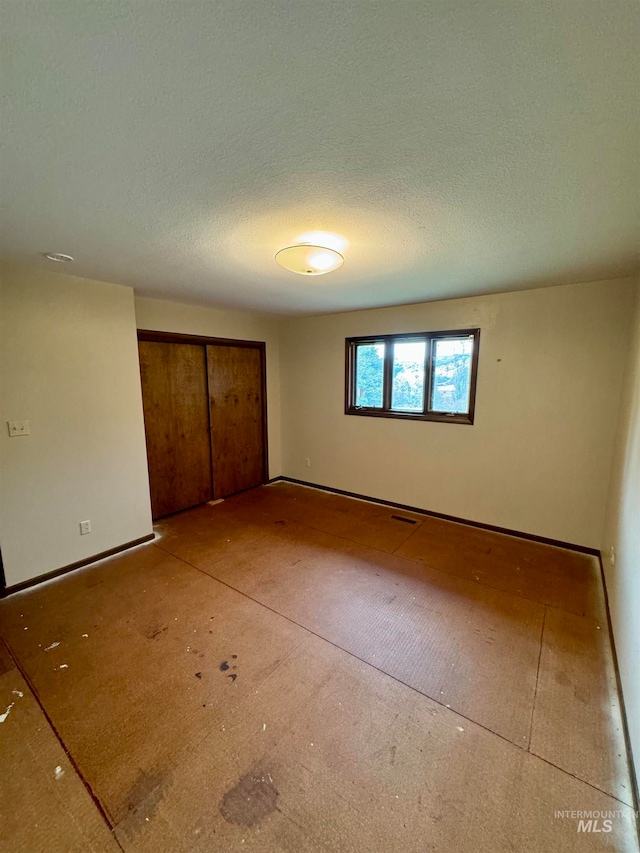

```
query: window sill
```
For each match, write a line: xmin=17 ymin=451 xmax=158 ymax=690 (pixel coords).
xmin=345 ymin=407 xmax=474 ymax=425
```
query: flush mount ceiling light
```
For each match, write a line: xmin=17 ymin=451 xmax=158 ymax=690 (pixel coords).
xmin=44 ymin=252 xmax=74 ymax=262
xmin=275 ymin=243 xmax=344 ymax=276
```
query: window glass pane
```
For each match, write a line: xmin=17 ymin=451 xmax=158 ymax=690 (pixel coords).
xmin=430 ymin=337 xmax=473 ymax=413
xmin=355 ymin=342 xmax=385 ymax=407
xmin=391 ymin=340 xmax=426 ymax=411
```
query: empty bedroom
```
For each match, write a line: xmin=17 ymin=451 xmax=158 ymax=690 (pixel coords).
xmin=0 ymin=2 xmax=638 ymax=852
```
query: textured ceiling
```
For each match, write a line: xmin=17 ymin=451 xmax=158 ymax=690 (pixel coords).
xmin=1 ymin=1 xmax=638 ymax=315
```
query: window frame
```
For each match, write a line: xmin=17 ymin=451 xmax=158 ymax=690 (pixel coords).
xmin=345 ymin=328 xmax=480 ymax=425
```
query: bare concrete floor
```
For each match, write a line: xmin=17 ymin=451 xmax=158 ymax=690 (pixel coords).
xmin=1 ymin=482 xmax=637 ymax=852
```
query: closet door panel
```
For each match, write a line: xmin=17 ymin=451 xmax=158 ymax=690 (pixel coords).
xmin=207 ymin=345 xmax=265 ymax=498
xmin=139 ymin=341 xmax=213 ymax=518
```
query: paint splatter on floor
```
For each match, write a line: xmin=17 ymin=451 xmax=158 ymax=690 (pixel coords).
xmin=0 ymin=703 xmax=14 ymax=723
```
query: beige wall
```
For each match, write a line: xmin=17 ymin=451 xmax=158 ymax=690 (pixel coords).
xmin=134 ymin=296 xmax=283 ymax=478
xmin=601 ymin=280 xmax=640 ymax=778
xmin=0 ymin=263 xmax=153 ymax=587
xmin=280 ymin=278 xmax=636 ymax=549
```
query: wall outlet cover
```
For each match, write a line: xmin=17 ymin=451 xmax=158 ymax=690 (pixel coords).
xmin=8 ymin=420 xmax=30 ymax=436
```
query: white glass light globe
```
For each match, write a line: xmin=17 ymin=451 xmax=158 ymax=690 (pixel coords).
xmin=275 ymin=244 xmax=344 ymax=276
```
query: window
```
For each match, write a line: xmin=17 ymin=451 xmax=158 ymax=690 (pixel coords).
xmin=345 ymin=328 xmax=480 ymax=424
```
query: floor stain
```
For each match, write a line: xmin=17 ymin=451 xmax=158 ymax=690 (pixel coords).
xmin=220 ymin=770 xmax=278 ymax=827
xmin=119 ymin=768 xmax=169 ymax=836
xmin=220 ymin=655 xmax=238 ymax=673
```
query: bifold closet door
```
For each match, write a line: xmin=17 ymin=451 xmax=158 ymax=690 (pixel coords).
xmin=139 ymin=341 xmax=213 ymax=518
xmin=207 ymin=345 xmax=265 ymax=498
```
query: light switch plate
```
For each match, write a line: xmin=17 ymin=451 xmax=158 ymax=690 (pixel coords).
xmin=8 ymin=420 xmax=30 ymax=436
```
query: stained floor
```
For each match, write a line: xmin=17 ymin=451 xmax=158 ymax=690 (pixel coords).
xmin=0 ymin=482 xmax=637 ymax=852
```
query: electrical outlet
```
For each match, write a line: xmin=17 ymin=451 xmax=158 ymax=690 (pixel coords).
xmin=304 ymin=458 xmax=311 ymax=468
xmin=80 ymin=520 xmax=91 ymax=535
xmin=8 ymin=420 xmax=30 ymax=437
xmin=609 ymin=546 xmax=615 ymax=567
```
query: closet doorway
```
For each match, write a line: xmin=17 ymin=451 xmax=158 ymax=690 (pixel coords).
xmin=138 ymin=331 xmax=268 ymax=519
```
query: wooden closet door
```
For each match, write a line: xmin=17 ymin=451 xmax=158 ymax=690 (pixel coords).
xmin=207 ymin=345 xmax=265 ymax=498
xmin=139 ymin=341 xmax=213 ymax=518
